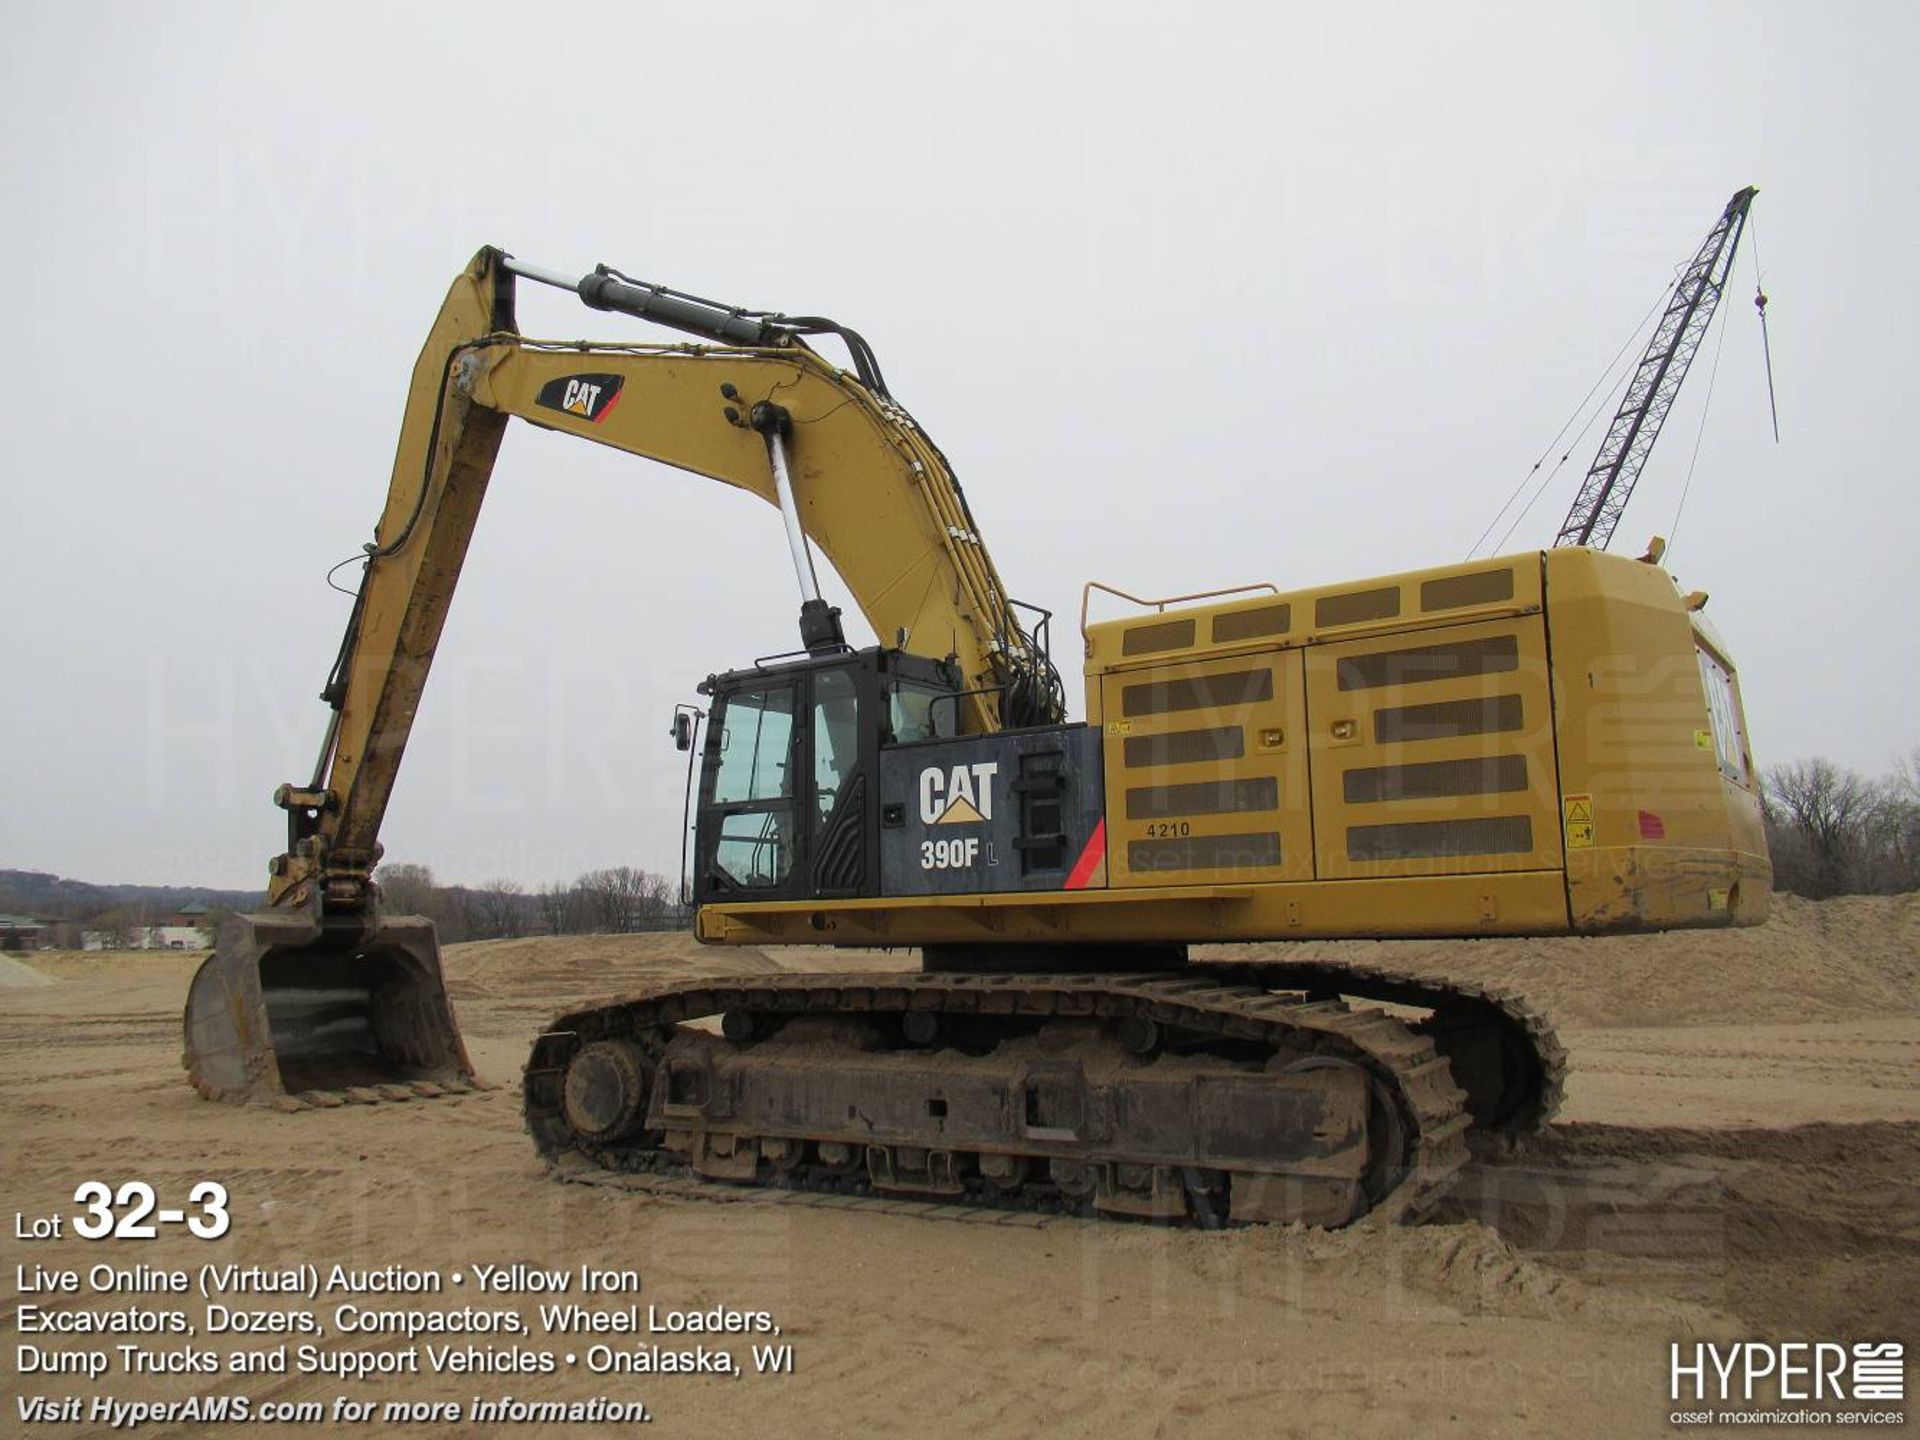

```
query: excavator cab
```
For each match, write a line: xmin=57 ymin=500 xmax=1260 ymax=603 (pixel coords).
xmin=691 ymin=646 xmax=1109 ymax=912
xmin=692 ymin=648 xmax=962 ymax=905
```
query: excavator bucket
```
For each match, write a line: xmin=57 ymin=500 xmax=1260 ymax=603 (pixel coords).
xmin=183 ymin=910 xmax=476 ymax=1104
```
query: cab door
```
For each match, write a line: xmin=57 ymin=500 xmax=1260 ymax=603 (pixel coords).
xmin=697 ymin=679 xmax=806 ymax=902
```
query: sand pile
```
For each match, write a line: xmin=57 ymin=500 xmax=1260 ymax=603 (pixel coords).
xmin=0 ymin=954 xmax=53 ymax=987
xmin=439 ymin=931 xmax=780 ymax=1027
xmin=1200 ymin=891 xmax=1920 ymax=1028
xmin=433 ymin=892 xmax=1920 ymax=1031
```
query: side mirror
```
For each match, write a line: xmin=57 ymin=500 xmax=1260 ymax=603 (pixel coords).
xmin=671 ymin=713 xmax=695 ymax=752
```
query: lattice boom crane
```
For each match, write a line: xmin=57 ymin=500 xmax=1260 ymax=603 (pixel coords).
xmin=1555 ymin=186 xmax=1757 ymax=549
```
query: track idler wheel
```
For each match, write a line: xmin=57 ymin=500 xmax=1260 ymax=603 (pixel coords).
xmin=562 ymin=1040 xmax=655 ymax=1143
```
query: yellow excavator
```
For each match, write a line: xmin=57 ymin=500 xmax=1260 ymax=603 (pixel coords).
xmin=186 ymin=223 xmax=1769 ymax=1227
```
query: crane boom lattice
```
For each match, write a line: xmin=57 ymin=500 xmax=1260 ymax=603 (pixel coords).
xmin=1555 ymin=186 xmax=1757 ymax=550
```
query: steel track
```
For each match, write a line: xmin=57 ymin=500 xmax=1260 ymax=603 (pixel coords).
xmin=1206 ymin=959 xmax=1567 ymax=1135
xmin=522 ymin=973 xmax=1473 ymax=1228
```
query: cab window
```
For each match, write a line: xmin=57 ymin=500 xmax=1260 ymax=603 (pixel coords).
xmin=712 ymin=686 xmax=795 ymax=803
xmin=714 ymin=812 xmax=791 ymax=886
xmin=812 ymin=668 xmax=860 ymax=823
xmin=1696 ymin=648 xmax=1750 ymax=784
xmin=889 ymin=680 xmax=959 ymax=745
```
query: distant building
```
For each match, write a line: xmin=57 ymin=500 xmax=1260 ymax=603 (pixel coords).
xmin=0 ymin=915 xmax=47 ymax=950
xmin=140 ymin=924 xmax=213 ymax=950
xmin=81 ymin=903 xmax=218 ymax=951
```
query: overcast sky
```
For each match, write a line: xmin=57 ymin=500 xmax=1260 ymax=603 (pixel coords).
xmin=2 ymin=2 xmax=1915 ymax=890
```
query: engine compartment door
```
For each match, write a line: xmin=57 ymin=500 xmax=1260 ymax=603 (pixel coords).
xmin=1304 ymin=615 xmax=1564 ymax=880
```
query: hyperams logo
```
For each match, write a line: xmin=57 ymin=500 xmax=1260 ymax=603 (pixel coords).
xmin=535 ymin=373 xmax=624 ymax=424
xmin=1670 ymin=1341 xmax=1905 ymax=1427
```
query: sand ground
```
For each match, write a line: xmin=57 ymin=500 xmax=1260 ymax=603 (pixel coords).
xmin=1 ymin=893 xmax=1914 ymax=1438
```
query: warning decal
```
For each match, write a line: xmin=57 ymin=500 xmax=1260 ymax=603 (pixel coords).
xmin=1562 ymin=793 xmax=1595 ymax=850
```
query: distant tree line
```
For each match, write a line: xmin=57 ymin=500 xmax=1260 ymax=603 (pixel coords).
xmin=373 ymin=863 xmax=688 ymax=943
xmin=1764 ymin=750 xmax=1920 ymax=900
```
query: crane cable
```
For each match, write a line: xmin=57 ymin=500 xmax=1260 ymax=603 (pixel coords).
xmin=1466 ymin=277 xmax=1674 ymax=558
xmin=1668 ymin=216 xmax=1779 ymax=556
xmin=1750 ymin=210 xmax=1781 ymax=442
xmin=1484 ymin=358 xmax=1633 ymax=557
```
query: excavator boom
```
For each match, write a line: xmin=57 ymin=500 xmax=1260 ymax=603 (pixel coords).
xmin=185 ymin=248 xmax=1058 ymax=1105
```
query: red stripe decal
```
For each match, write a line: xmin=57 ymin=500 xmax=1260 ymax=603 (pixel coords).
xmin=1063 ymin=818 xmax=1107 ymax=891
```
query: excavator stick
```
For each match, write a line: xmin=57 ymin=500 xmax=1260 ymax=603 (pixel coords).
xmin=183 ymin=911 xmax=476 ymax=1105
